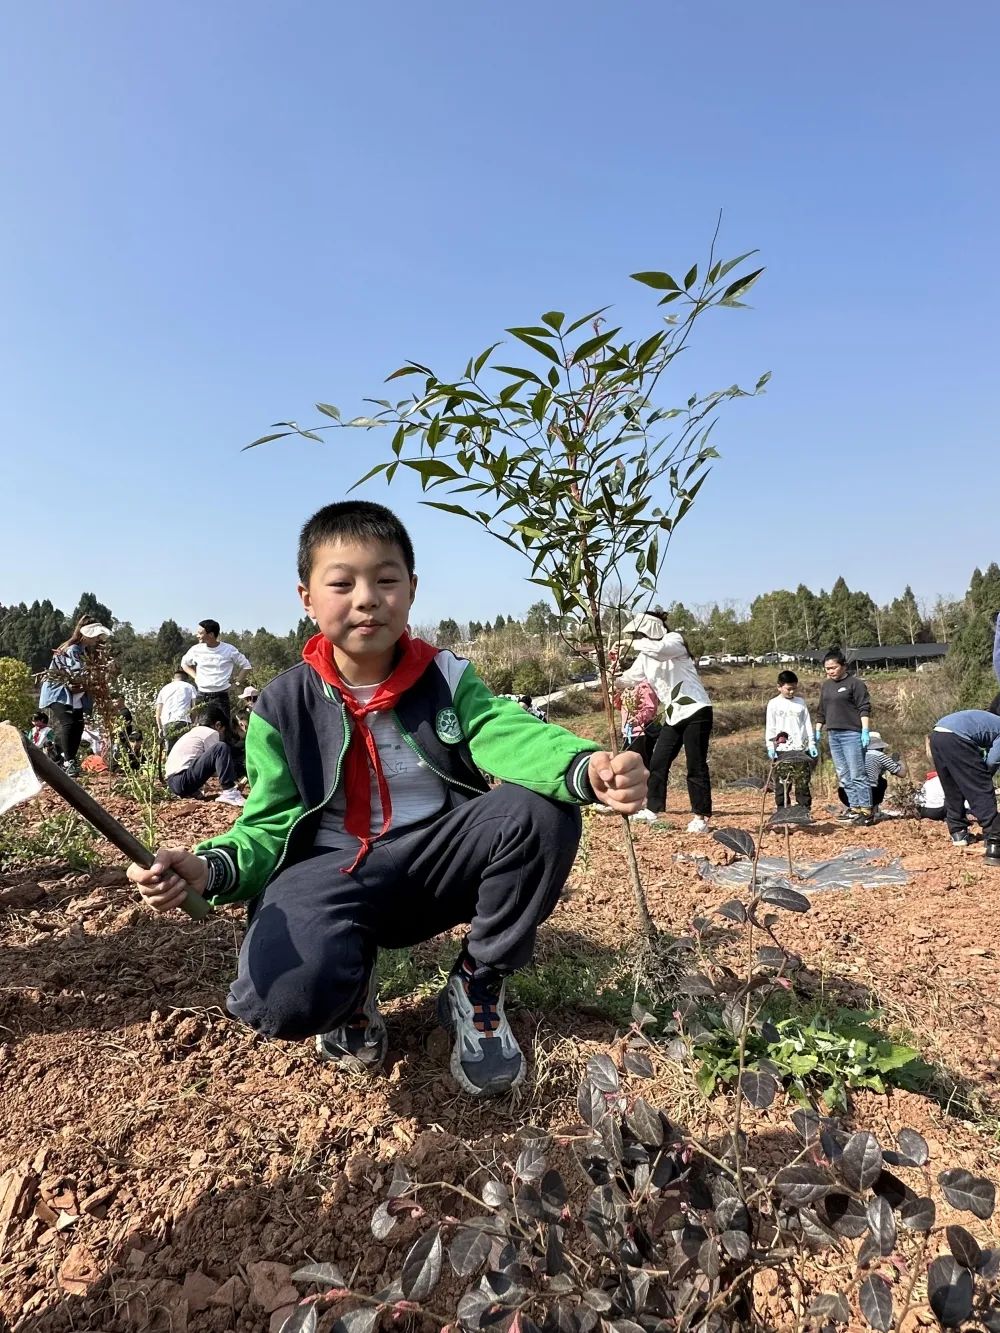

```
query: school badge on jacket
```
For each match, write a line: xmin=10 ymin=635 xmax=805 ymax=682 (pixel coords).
xmin=435 ymin=708 xmax=463 ymax=744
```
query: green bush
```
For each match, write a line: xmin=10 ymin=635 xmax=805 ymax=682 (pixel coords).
xmin=0 ymin=657 xmax=34 ymax=731
xmin=512 ymin=657 xmax=548 ymax=697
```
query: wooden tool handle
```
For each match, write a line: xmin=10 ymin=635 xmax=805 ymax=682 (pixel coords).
xmin=25 ymin=743 xmax=212 ymax=921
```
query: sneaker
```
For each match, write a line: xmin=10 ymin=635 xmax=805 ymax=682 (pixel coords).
xmin=951 ymin=830 xmax=971 ymax=847
xmin=215 ymin=787 xmax=246 ymax=806
xmin=63 ymin=760 xmax=79 ymax=778
xmin=686 ymin=817 xmax=709 ymax=834
xmin=855 ymin=808 xmax=875 ymax=828
xmin=437 ymin=952 xmax=524 ymax=1098
xmin=629 ymin=808 xmax=659 ymax=824
xmin=836 ymin=808 xmax=861 ymax=825
xmin=315 ymin=968 xmax=387 ymax=1071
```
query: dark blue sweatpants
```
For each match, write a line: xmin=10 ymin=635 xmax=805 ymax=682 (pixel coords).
xmin=227 ymin=784 xmax=582 ymax=1040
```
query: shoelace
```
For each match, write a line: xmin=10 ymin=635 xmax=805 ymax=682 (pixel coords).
xmin=461 ymin=965 xmax=501 ymax=1036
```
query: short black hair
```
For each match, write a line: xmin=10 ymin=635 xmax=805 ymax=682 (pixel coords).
xmin=199 ymin=618 xmax=221 ymax=637
xmin=777 ymin=670 xmax=798 ymax=686
xmin=173 ymin=669 xmax=186 ymax=678
xmin=32 ymin=711 xmax=48 ymax=724
xmin=823 ymin=648 xmax=847 ymax=666
xmin=298 ymin=500 xmax=415 ymax=583
xmin=199 ymin=704 xmax=229 ymax=730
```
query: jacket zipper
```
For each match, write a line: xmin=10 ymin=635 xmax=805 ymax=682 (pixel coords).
xmin=264 ymin=701 xmax=482 ymax=888
xmin=393 ymin=713 xmax=485 ymax=794
xmin=268 ymin=702 xmax=352 ymax=882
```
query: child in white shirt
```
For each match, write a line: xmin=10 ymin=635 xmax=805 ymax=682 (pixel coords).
xmin=765 ymin=671 xmax=817 ymax=810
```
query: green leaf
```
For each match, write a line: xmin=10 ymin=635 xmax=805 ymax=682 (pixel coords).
xmin=348 ymin=462 xmax=389 ymax=490
xmin=344 ymin=416 xmax=385 ymax=428
xmin=243 ymin=431 xmax=292 ymax=450
xmin=657 ymin=290 xmax=684 ymax=306
xmin=494 ymin=365 xmax=545 ymax=385
xmin=630 ymin=272 xmax=680 ymax=291
xmin=506 ymin=329 xmax=562 ymax=364
xmin=722 ymin=267 xmax=764 ymax=301
xmin=298 ymin=429 xmax=324 ymax=442
xmin=563 ymin=306 xmax=612 ymax=336
xmin=716 ymin=250 xmax=757 ymax=282
xmin=683 ymin=263 xmax=698 ymax=289
xmin=571 ymin=330 xmax=617 ymax=365
xmin=315 ymin=403 xmax=341 ymax=420
xmin=473 ymin=342 xmax=503 ymax=376
xmin=422 ymin=500 xmax=478 ymax=520
xmin=401 ymin=458 xmax=460 ymax=483
xmin=541 ymin=310 xmax=565 ymax=331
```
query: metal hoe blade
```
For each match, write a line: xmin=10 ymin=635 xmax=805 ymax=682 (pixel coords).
xmin=0 ymin=722 xmax=44 ymax=816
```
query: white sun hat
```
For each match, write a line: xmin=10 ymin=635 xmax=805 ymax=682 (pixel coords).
xmin=80 ymin=623 xmax=112 ymax=640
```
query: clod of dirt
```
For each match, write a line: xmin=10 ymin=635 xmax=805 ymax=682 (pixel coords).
xmin=247 ymin=1260 xmax=298 ymax=1312
xmin=0 ymin=882 xmax=45 ymax=907
xmin=208 ymin=1274 xmax=247 ymax=1309
xmin=181 ymin=1269 xmax=219 ymax=1312
xmin=57 ymin=1242 xmax=101 ymax=1295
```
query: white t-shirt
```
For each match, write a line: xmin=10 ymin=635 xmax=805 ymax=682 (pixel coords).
xmin=619 ymin=630 xmax=711 ymax=725
xmin=180 ymin=641 xmax=251 ymax=692
xmin=164 ymin=726 xmax=220 ymax=778
xmin=765 ymin=695 xmax=814 ymax=752
xmin=156 ymin=679 xmax=198 ymax=726
xmin=314 ymin=682 xmax=447 ymax=848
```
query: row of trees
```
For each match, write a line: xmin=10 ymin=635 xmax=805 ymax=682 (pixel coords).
xmin=4 ymin=565 xmax=998 ymax=702
xmin=432 ymin=572 xmax=995 ymax=661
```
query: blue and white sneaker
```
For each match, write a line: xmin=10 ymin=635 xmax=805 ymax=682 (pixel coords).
xmin=437 ymin=952 xmax=524 ymax=1098
xmin=315 ymin=967 xmax=387 ymax=1072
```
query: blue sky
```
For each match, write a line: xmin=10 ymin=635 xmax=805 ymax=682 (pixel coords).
xmin=2 ymin=1 xmax=997 ymax=635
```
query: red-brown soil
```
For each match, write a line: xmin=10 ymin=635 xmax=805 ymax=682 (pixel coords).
xmin=2 ymin=782 xmax=1000 ymax=1331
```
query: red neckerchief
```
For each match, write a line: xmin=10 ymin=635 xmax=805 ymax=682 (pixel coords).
xmin=302 ymin=631 xmax=439 ymax=872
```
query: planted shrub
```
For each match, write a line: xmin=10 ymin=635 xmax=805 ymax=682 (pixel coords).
xmin=279 ymin=823 xmax=1000 ymax=1332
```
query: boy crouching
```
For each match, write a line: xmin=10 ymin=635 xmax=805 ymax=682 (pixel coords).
xmin=128 ymin=501 xmax=646 ymax=1097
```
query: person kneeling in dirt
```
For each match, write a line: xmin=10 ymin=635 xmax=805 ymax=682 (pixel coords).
xmin=928 ymin=697 xmax=1000 ymax=863
xmin=126 ymin=501 xmax=645 ymax=1099
xmin=836 ymin=731 xmax=906 ymax=821
xmin=162 ymin=705 xmax=246 ymax=806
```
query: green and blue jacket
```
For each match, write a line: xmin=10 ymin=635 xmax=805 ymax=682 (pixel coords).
xmin=196 ymin=650 xmax=600 ymax=905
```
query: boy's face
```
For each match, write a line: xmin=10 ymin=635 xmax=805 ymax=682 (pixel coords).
xmin=778 ymin=681 xmax=797 ymax=699
xmin=299 ymin=538 xmax=417 ymax=679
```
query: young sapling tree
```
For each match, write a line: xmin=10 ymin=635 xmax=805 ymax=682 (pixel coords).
xmin=248 ymin=236 xmax=768 ymax=953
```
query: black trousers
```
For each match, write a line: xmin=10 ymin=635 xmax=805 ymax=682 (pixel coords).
xmin=227 ymin=784 xmax=581 ymax=1040
xmin=196 ymin=689 xmax=232 ymax=721
xmin=645 ymin=706 xmax=713 ymax=817
xmin=46 ymin=701 xmax=85 ymax=763
xmin=929 ymin=731 xmax=1000 ymax=839
xmin=838 ymin=775 xmax=888 ymax=809
xmin=167 ymin=741 xmax=237 ymax=797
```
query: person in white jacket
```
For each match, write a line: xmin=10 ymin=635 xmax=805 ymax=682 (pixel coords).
xmin=616 ymin=612 xmax=714 ymax=832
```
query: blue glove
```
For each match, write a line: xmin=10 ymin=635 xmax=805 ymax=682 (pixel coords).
xmin=861 ymin=727 xmax=870 ymax=749
xmin=808 ymin=744 xmax=818 ymax=759
xmin=767 ymin=744 xmax=776 ymax=760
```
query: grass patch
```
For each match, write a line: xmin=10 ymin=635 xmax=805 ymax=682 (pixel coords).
xmin=375 ymin=939 xmax=641 ymax=1026
xmin=0 ymin=809 xmax=100 ymax=873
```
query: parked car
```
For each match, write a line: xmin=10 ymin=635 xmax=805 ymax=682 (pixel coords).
xmin=697 ymin=655 xmax=715 ymax=667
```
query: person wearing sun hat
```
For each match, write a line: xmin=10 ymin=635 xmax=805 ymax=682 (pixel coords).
xmin=38 ymin=618 xmax=111 ymax=774
xmin=836 ymin=730 xmax=906 ymax=820
xmin=615 ymin=609 xmax=714 ymax=832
